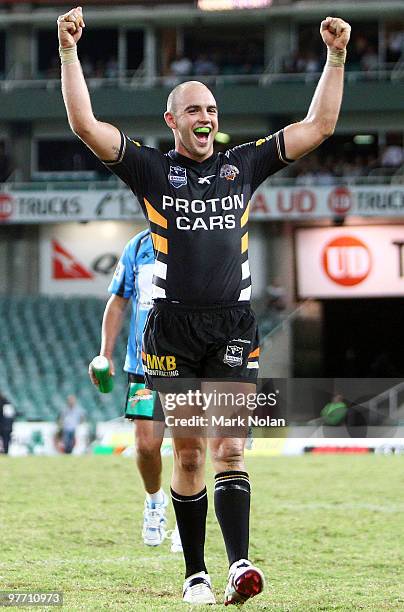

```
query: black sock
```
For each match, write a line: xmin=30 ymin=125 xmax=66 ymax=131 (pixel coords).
xmin=214 ymin=470 xmax=251 ymax=567
xmin=171 ymin=487 xmax=208 ymax=578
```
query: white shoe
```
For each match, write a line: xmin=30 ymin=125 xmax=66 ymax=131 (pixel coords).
xmin=142 ymin=492 xmax=168 ymax=546
xmin=224 ymin=559 xmax=265 ymax=606
xmin=170 ymin=522 xmax=183 ymax=553
xmin=183 ymin=571 xmax=216 ymax=605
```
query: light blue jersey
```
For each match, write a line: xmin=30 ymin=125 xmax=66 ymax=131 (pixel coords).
xmin=108 ymin=230 xmax=154 ymax=375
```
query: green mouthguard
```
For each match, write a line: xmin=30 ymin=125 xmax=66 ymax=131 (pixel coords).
xmin=194 ymin=127 xmax=210 ymax=133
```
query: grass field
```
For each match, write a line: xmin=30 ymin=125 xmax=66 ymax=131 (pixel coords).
xmin=0 ymin=455 xmax=403 ymax=611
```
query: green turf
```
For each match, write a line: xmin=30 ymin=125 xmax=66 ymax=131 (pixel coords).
xmin=0 ymin=455 xmax=403 ymax=611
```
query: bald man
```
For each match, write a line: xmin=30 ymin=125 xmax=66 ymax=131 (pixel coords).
xmin=59 ymin=8 xmax=350 ymax=605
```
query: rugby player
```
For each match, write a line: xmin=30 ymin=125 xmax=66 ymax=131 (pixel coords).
xmin=89 ymin=229 xmax=182 ymax=552
xmin=59 ymin=8 xmax=350 ymax=605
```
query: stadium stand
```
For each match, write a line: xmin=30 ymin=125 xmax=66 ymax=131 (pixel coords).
xmin=0 ymin=296 xmax=129 ymax=422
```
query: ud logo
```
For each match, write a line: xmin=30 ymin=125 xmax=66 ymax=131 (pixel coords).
xmin=223 ymin=345 xmax=243 ymax=367
xmin=169 ymin=166 xmax=187 ymax=189
xmin=220 ymin=164 xmax=239 ymax=181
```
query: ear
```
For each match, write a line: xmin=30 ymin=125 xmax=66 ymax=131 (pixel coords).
xmin=164 ymin=111 xmax=176 ymax=130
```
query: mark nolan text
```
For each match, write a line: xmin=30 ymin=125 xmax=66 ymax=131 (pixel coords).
xmin=214 ymin=415 xmax=286 ymax=427
xmin=165 ymin=415 xmax=286 ymax=427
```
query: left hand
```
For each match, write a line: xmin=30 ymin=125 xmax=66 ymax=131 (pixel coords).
xmin=320 ymin=17 xmax=351 ymax=51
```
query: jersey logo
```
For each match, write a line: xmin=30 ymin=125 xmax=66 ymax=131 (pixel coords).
xmin=169 ymin=166 xmax=187 ymax=189
xmin=223 ymin=344 xmax=243 ymax=367
xmin=220 ymin=164 xmax=239 ymax=181
xmin=112 ymin=261 xmax=125 ymax=283
xmin=198 ymin=175 xmax=215 ymax=185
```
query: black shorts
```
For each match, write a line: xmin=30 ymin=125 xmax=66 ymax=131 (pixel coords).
xmin=124 ymin=373 xmax=165 ymax=421
xmin=142 ymin=302 xmax=259 ymax=391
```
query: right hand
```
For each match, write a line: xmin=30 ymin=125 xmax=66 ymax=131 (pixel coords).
xmin=57 ymin=6 xmax=85 ymax=49
xmin=88 ymin=356 xmax=115 ymax=386
xmin=320 ymin=16 xmax=351 ymax=51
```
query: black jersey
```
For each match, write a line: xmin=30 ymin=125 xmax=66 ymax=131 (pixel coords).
xmin=103 ymin=131 xmax=291 ymax=305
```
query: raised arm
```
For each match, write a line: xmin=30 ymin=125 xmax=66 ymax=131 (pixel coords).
xmin=58 ymin=6 xmax=121 ymax=160
xmin=89 ymin=294 xmax=128 ymax=385
xmin=283 ymin=16 xmax=351 ymax=161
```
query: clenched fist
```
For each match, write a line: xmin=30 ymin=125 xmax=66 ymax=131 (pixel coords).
xmin=57 ymin=6 xmax=85 ymax=48
xmin=320 ymin=17 xmax=351 ymax=51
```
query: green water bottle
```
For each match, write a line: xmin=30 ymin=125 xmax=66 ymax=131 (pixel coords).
xmin=91 ymin=355 xmax=114 ymax=393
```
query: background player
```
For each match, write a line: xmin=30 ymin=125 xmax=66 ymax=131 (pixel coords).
xmin=59 ymin=7 xmax=350 ymax=605
xmin=89 ymin=229 xmax=181 ymax=552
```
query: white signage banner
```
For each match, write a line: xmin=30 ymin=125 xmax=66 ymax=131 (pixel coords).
xmin=0 ymin=189 xmax=142 ymax=224
xmin=250 ymin=185 xmax=404 ymax=219
xmin=39 ymin=222 xmax=147 ymax=296
xmin=1 ymin=184 xmax=404 ymax=223
xmin=296 ymin=226 xmax=404 ymax=298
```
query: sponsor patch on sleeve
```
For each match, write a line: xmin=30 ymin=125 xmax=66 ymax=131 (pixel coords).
xmin=256 ymin=135 xmax=273 ymax=147
xmin=113 ymin=261 xmax=125 ymax=283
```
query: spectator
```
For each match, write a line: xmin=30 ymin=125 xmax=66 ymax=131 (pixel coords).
xmin=316 ymin=162 xmax=336 ymax=185
xmin=321 ymin=393 xmax=348 ymax=426
xmin=170 ymin=53 xmax=193 ymax=78
xmin=305 ymin=51 xmax=321 ymax=73
xmin=58 ymin=394 xmax=85 ymax=454
xmin=294 ymin=157 xmax=318 ymax=185
xmin=193 ymin=53 xmax=218 ymax=76
xmin=0 ymin=392 xmax=16 ymax=455
xmin=381 ymin=143 xmax=404 ymax=168
xmin=340 ymin=156 xmax=365 ymax=179
xmin=282 ymin=51 xmax=299 ymax=73
xmin=386 ymin=30 xmax=404 ymax=64
xmin=347 ymin=34 xmax=369 ymax=71
xmin=361 ymin=44 xmax=378 ymax=72
xmin=289 ymin=147 xmax=389 ymax=182
xmin=105 ymin=57 xmax=119 ymax=79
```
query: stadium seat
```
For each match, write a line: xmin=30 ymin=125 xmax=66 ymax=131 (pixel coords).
xmin=0 ymin=296 xmax=129 ymax=422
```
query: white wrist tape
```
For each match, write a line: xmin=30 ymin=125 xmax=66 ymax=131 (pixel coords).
xmin=327 ymin=48 xmax=347 ymax=67
xmin=59 ymin=45 xmax=78 ymax=65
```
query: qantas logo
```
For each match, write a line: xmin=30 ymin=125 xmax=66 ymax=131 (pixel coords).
xmin=198 ymin=175 xmax=215 ymax=185
xmin=52 ymin=240 xmax=94 ymax=279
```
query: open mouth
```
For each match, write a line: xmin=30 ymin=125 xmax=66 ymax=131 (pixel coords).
xmin=193 ymin=126 xmax=211 ymax=145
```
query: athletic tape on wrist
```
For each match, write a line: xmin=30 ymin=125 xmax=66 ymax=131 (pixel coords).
xmin=327 ymin=48 xmax=347 ymax=67
xmin=59 ymin=45 xmax=78 ymax=65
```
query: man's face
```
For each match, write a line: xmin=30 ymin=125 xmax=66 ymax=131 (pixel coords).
xmin=165 ymin=84 xmax=219 ymax=162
